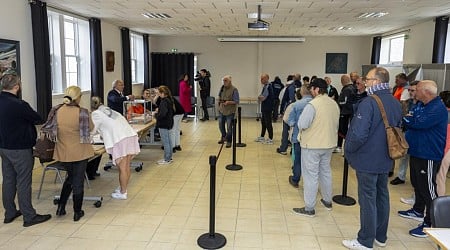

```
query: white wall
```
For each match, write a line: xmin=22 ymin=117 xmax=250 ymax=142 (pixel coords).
xmin=151 ymin=36 xmax=372 ymax=101
xmin=0 ymin=0 xmax=37 ymax=108
xmin=403 ymin=20 xmax=435 ymax=64
xmin=101 ymin=21 xmax=123 ymax=100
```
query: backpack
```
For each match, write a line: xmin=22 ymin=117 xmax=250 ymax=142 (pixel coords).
xmin=372 ymin=95 xmax=409 ymax=160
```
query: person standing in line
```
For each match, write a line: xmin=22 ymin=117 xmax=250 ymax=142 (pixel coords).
xmin=107 ymin=79 xmax=134 ymax=115
xmin=287 ymin=85 xmax=312 ymax=188
xmin=255 ymin=73 xmax=274 ymax=144
xmin=170 ymin=96 xmax=185 ymax=152
xmin=271 ymin=76 xmax=284 ymax=122
xmin=293 ymin=78 xmax=339 ymax=217
xmin=217 ymin=75 xmax=239 ymax=148
xmin=342 ymin=67 xmax=402 ymax=249
xmin=44 ymin=86 xmax=95 ymax=221
xmin=335 ymin=74 xmax=355 ymax=153
xmin=91 ymin=96 xmax=140 ymax=200
xmin=154 ymin=85 xmax=175 ymax=164
xmin=0 ymin=72 xmax=52 ymax=227
xmin=178 ymin=73 xmax=192 ymax=122
xmin=398 ymin=80 xmax=447 ymax=238
xmin=324 ymin=76 xmax=339 ymax=103
xmin=198 ymin=69 xmax=211 ymax=121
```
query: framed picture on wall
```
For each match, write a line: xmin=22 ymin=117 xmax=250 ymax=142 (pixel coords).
xmin=106 ymin=51 xmax=115 ymax=72
xmin=0 ymin=38 xmax=20 ymax=80
xmin=325 ymin=53 xmax=347 ymax=74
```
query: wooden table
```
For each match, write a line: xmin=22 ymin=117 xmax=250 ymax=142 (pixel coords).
xmin=424 ymin=228 xmax=450 ymax=250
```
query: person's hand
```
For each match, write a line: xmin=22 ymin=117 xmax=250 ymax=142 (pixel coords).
xmin=128 ymin=95 xmax=135 ymax=101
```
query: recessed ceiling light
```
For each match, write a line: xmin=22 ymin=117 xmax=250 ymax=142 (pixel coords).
xmin=356 ymin=12 xmax=389 ymax=19
xmin=329 ymin=26 xmax=352 ymax=31
xmin=142 ymin=12 xmax=172 ymax=19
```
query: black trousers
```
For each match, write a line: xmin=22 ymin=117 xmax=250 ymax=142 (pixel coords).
xmin=337 ymin=114 xmax=352 ymax=147
xmin=200 ymin=95 xmax=209 ymax=119
xmin=260 ymin=111 xmax=273 ymax=139
xmin=410 ymin=156 xmax=440 ymax=225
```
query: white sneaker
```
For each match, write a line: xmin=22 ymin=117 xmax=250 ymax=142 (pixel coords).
xmin=374 ymin=239 xmax=386 ymax=247
xmin=254 ymin=136 xmax=265 ymax=142
xmin=263 ymin=139 xmax=273 ymax=145
xmin=111 ymin=192 xmax=127 ymax=200
xmin=157 ymin=159 xmax=172 ymax=165
xmin=400 ymin=196 xmax=415 ymax=205
xmin=114 ymin=186 xmax=121 ymax=193
xmin=333 ymin=147 xmax=342 ymax=153
xmin=342 ymin=239 xmax=372 ymax=250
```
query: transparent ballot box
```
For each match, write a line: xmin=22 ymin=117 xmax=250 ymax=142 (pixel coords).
xmin=123 ymin=100 xmax=152 ymax=124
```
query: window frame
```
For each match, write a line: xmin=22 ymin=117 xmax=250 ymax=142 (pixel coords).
xmin=380 ymin=34 xmax=405 ymax=65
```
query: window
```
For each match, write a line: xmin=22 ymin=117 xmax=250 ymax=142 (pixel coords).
xmin=130 ymin=32 xmax=144 ymax=83
xmin=47 ymin=10 xmax=91 ymax=94
xmin=380 ymin=34 xmax=405 ymax=64
xmin=444 ymin=23 xmax=450 ymax=63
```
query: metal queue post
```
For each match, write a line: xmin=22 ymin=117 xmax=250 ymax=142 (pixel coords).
xmin=236 ymin=107 xmax=246 ymax=147
xmin=225 ymin=119 xmax=243 ymax=171
xmin=332 ymin=157 xmax=356 ymax=206
xmin=197 ymin=155 xmax=227 ymax=248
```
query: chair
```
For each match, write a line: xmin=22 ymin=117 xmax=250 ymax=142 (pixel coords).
xmin=206 ymin=96 xmax=217 ymax=120
xmin=431 ymin=195 xmax=450 ymax=228
xmin=191 ymin=96 xmax=198 ymax=118
xmin=37 ymin=161 xmax=91 ymax=199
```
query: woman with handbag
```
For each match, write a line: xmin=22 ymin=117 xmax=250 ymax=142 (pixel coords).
xmin=42 ymin=86 xmax=94 ymax=221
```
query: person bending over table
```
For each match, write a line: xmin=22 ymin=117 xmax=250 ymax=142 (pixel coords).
xmin=91 ymin=96 xmax=140 ymax=200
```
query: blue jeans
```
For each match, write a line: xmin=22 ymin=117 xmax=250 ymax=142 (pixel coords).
xmin=218 ymin=112 xmax=235 ymax=142
xmin=159 ymin=128 xmax=172 ymax=161
xmin=278 ymin=121 xmax=290 ymax=152
xmin=292 ymin=142 xmax=301 ymax=182
xmin=356 ymin=171 xmax=389 ymax=248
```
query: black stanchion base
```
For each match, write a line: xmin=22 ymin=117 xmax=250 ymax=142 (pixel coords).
xmin=236 ymin=143 xmax=247 ymax=147
xmin=332 ymin=195 xmax=356 ymax=206
xmin=225 ymin=164 xmax=243 ymax=171
xmin=197 ymin=233 xmax=227 ymax=249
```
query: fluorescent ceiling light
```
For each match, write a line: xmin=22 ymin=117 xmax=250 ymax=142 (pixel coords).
xmin=142 ymin=12 xmax=171 ymax=19
xmin=357 ymin=12 xmax=389 ymax=19
xmin=329 ymin=26 xmax=352 ymax=31
xmin=247 ymin=13 xmax=274 ymax=19
xmin=217 ymin=37 xmax=306 ymax=42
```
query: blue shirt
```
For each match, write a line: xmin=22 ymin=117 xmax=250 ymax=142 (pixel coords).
xmin=287 ymin=95 xmax=312 ymax=143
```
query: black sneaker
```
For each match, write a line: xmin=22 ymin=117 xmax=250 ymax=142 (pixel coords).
xmin=388 ymin=171 xmax=394 ymax=177
xmin=276 ymin=148 xmax=287 ymax=155
xmin=320 ymin=199 xmax=333 ymax=211
xmin=288 ymin=176 xmax=299 ymax=188
xmin=226 ymin=142 xmax=232 ymax=148
xmin=23 ymin=214 xmax=51 ymax=227
xmin=292 ymin=207 xmax=315 ymax=217
xmin=390 ymin=177 xmax=405 ymax=185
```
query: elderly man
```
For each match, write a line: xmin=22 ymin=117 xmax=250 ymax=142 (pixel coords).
xmin=0 ymin=73 xmax=52 ymax=227
xmin=217 ymin=75 xmax=239 ymax=148
xmin=107 ymin=79 xmax=134 ymax=115
xmin=324 ymin=76 xmax=339 ymax=102
xmin=255 ymin=73 xmax=274 ymax=144
xmin=335 ymin=74 xmax=355 ymax=153
xmin=342 ymin=67 xmax=402 ymax=250
xmin=293 ymin=78 xmax=339 ymax=217
xmin=398 ymin=80 xmax=447 ymax=238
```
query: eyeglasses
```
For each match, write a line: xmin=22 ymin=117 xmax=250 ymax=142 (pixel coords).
xmin=408 ymin=89 xmax=416 ymax=92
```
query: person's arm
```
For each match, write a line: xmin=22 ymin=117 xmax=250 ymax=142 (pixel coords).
xmin=298 ymin=103 xmax=315 ymax=130
xmin=403 ymin=102 xmax=446 ymax=130
xmin=90 ymin=111 xmax=102 ymax=135
xmin=231 ymin=89 xmax=239 ymax=104
xmin=20 ymin=101 xmax=43 ymax=125
xmin=344 ymin=101 xmax=373 ymax=153
xmin=258 ymin=85 xmax=268 ymax=102
xmin=287 ymin=105 xmax=297 ymax=127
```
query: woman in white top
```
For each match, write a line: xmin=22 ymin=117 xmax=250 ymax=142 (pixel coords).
xmin=91 ymin=96 xmax=140 ymax=200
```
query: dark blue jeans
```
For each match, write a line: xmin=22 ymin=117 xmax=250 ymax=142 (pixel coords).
xmin=278 ymin=121 xmax=290 ymax=152
xmin=356 ymin=171 xmax=389 ymax=248
xmin=218 ymin=112 xmax=235 ymax=142
xmin=292 ymin=142 xmax=301 ymax=183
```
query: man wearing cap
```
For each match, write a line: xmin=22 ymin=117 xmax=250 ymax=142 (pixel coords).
xmin=293 ymin=78 xmax=339 ymax=217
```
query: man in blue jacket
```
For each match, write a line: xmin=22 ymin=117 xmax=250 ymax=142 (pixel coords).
xmin=398 ymin=80 xmax=447 ymax=238
xmin=0 ymin=73 xmax=52 ymax=227
xmin=342 ymin=67 xmax=402 ymax=249
xmin=107 ymin=79 xmax=134 ymax=115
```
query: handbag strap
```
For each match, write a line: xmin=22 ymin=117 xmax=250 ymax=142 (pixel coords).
xmin=371 ymin=94 xmax=390 ymax=129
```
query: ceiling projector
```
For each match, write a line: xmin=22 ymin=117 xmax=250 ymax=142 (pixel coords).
xmin=248 ymin=20 xmax=269 ymax=30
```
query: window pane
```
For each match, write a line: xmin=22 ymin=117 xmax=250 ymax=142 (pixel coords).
xmin=65 ymin=56 xmax=77 ymax=73
xmin=389 ymin=37 xmax=404 ymax=62
xmin=65 ymin=38 xmax=75 ymax=55
xmin=64 ymin=21 xmax=74 ymax=39
xmin=67 ymin=72 xmax=78 ymax=86
xmin=131 ymin=60 xmax=136 ymax=82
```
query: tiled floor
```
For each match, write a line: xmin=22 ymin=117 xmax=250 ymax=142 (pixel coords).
xmin=0 ymin=118 xmax=444 ymax=249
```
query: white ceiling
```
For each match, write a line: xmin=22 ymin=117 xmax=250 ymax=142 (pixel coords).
xmin=45 ymin=0 xmax=450 ymax=37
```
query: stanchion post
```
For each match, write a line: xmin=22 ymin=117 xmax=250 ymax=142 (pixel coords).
xmin=332 ymin=157 xmax=356 ymax=206
xmin=197 ymin=155 xmax=227 ymax=249
xmin=226 ymin=119 xmax=243 ymax=171
xmin=236 ymin=107 xmax=246 ymax=147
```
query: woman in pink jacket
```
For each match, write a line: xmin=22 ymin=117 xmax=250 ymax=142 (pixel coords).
xmin=178 ymin=73 xmax=192 ymax=121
